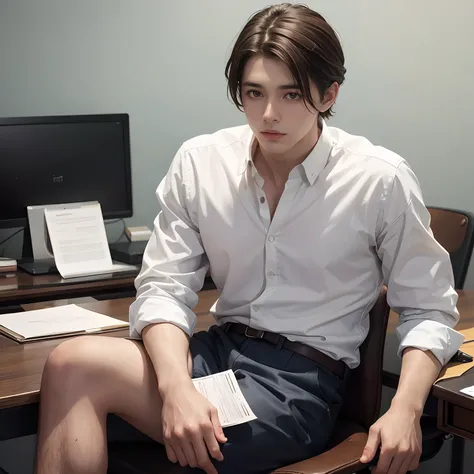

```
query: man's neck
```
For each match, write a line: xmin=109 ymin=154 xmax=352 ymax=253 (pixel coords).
xmin=254 ymin=122 xmax=321 ymax=186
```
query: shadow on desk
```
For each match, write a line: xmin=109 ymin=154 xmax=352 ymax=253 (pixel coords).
xmin=0 ymin=305 xmax=23 ymax=315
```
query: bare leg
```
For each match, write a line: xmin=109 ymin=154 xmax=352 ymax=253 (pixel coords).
xmin=35 ymin=335 xmax=187 ymax=474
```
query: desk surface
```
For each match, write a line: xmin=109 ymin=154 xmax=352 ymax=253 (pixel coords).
xmin=1 ymin=290 xmax=474 ymax=412
xmin=0 ymin=269 xmax=138 ymax=306
xmin=0 ymin=291 xmax=217 ymax=409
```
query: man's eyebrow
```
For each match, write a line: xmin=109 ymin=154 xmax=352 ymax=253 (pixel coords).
xmin=242 ymin=81 xmax=301 ymax=90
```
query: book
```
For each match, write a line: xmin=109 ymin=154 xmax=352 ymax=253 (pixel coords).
xmin=0 ymin=304 xmax=129 ymax=343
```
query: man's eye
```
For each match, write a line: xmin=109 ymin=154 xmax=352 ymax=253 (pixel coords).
xmin=286 ymin=92 xmax=302 ymax=100
xmin=247 ymin=90 xmax=262 ymax=98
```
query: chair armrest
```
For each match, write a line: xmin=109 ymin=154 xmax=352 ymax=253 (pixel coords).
xmin=272 ymin=431 xmax=368 ymax=474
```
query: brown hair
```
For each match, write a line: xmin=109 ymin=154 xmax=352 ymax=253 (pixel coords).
xmin=225 ymin=3 xmax=346 ymax=119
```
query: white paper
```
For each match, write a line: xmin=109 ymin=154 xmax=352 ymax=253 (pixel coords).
xmin=192 ymin=370 xmax=257 ymax=428
xmin=0 ymin=304 xmax=128 ymax=339
xmin=0 ymin=257 xmax=16 ymax=268
xmin=44 ymin=203 xmax=136 ymax=278
xmin=460 ymin=385 xmax=474 ymax=397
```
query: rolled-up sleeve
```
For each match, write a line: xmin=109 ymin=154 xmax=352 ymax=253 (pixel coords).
xmin=376 ymin=161 xmax=464 ymax=366
xmin=129 ymin=148 xmax=209 ymax=339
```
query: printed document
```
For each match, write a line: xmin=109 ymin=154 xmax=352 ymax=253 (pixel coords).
xmin=44 ymin=203 xmax=136 ymax=278
xmin=0 ymin=304 xmax=128 ymax=342
xmin=192 ymin=370 xmax=257 ymax=427
xmin=460 ymin=385 xmax=474 ymax=397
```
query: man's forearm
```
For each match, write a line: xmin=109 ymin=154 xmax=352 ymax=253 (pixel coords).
xmin=142 ymin=322 xmax=194 ymax=398
xmin=390 ymin=347 xmax=442 ymax=414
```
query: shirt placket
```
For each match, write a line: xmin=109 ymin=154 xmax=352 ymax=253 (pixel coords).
xmin=254 ymin=173 xmax=271 ymax=232
xmin=249 ymin=168 xmax=301 ymax=325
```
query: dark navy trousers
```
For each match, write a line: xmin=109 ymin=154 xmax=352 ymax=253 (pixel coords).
xmin=187 ymin=325 xmax=348 ymax=474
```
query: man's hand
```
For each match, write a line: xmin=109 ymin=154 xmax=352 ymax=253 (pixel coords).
xmin=359 ymin=348 xmax=442 ymax=473
xmin=142 ymin=324 xmax=227 ymax=473
xmin=360 ymin=404 xmax=422 ymax=474
xmin=161 ymin=383 xmax=227 ymax=474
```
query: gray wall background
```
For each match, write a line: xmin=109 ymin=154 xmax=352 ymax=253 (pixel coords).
xmin=0 ymin=0 xmax=473 ymax=472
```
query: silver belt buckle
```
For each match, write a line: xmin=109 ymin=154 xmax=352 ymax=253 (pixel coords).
xmin=244 ymin=326 xmax=265 ymax=339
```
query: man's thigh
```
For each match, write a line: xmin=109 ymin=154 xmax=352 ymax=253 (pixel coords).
xmin=104 ymin=328 xmax=235 ymax=446
xmin=189 ymin=325 xmax=243 ymax=377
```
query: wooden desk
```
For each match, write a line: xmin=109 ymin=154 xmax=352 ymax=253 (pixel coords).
xmin=0 ymin=269 xmax=138 ymax=308
xmin=432 ymin=291 xmax=474 ymax=441
xmin=0 ymin=292 xmax=217 ymax=410
xmin=0 ymin=291 xmax=217 ymax=441
xmin=0 ymin=290 xmax=473 ymax=443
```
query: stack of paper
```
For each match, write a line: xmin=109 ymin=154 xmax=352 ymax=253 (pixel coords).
xmin=44 ymin=202 xmax=137 ymax=279
xmin=0 ymin=304 xmax=129 ymax=343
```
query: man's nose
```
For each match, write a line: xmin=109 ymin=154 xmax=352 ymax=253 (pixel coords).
xmin=263 ymin=101 xmax=280 ymax=123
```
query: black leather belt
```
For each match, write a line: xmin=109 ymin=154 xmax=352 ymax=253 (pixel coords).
xmin=223 ymin=322 xmax=346 ymax=378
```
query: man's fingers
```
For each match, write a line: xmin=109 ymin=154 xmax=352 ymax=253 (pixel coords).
xmin=164 ymin=443 xmax=178 ymax=464
xmin=373 ymin=448 xmax=394 ymax=474
xmin=360 ymin=426 xmax=380 ymax=463
xmin=181 ymin=440 xmax=198 ymax=468
xmin=408 ymin=451 xmax=421 ymax=471
xmin=398 ymin=453 xmax=417 ymax=474
xmin=210 ymin=406 xmax=227 ymax=444
xmin=192 ymin=435 xmax=219 ymax=474
xmin=169 ymin=443 xmax=188 ymax=467
xmin=408 ymin=454 xmax=420 ymax=472
xmin=203 ymin=420 xmax=224 ymax=462
xmin=385 ymin=451 xmax=405 ymax=474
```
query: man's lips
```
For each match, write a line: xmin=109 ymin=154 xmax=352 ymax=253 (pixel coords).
xmin=261 ymin=130 xmax=286 ymax=140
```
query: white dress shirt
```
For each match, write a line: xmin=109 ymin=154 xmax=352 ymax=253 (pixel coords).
xmin=129 ymin=120 xmax=464 ymax=369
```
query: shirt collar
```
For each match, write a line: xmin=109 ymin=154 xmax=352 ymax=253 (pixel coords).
xmin=239 ymin=119 xmax=333 ymax=185
xmin=300 ymin=118 xmax=334 ymax=185
xmin=238 ymin=128 xmax=257 ymax=175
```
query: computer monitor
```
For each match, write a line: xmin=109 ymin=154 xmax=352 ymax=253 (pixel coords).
xmin=0 ymin=113 xmax=133 ymax=273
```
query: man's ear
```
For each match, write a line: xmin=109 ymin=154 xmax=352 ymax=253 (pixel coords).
xmin=318 ymin=82 xmax=339 ymax=113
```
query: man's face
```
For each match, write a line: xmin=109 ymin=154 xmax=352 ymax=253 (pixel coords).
xmin=241 ymin=55 xmax=321 ymax=156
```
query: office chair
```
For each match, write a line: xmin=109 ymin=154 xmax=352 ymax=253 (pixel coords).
xmin=107 ymin=290 xmax=390 ymax=474
xmin=416 ymin=207 xmax=474 ymax=474
xmin=427 ymin=207 xmax=474 ymax=289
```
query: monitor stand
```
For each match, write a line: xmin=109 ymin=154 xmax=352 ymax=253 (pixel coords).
xmin=18 ymin=259 xmax=57 ymax=275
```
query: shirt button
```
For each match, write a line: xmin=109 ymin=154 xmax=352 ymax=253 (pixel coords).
xmin=267 ymin=271 xmax=274 ymax=278
xmin=252 ymin=305 xmax=259 ymax=311
xmin=268 ymin=235 xmax=275 ymax=242
xmin=260 ymin=196 xmax=265 ymax=204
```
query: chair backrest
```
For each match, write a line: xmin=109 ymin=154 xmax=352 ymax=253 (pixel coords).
xmin=428 ymin=207 xmax=474 ymax=289
xmin=338 ymin=288 xmax=390 ymax=431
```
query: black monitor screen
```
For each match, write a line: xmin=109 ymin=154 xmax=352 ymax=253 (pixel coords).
xmin=0 ymin=114 xmax=132 ymax=228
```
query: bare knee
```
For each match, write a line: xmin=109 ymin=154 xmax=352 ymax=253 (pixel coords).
xmin=42 ymin=336 xmax=108 ymax=399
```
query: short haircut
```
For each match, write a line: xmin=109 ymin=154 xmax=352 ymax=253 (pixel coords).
xmin=225 ymin=3 xmax=346 ymax=119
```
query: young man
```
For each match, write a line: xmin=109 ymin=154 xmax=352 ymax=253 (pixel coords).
xmin=36 ymin=3 xmax=463 ymax=474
